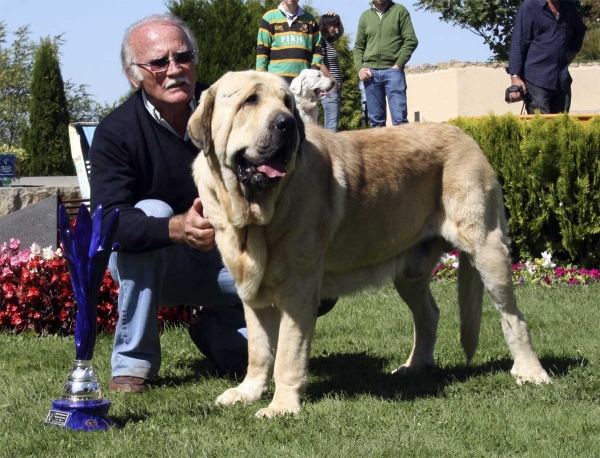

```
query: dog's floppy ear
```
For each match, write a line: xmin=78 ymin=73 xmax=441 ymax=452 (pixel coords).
xmin=289 ymin=76 xmax=302 ymax=95
xmin=188 ymin=87 xmax=216 ymax=157
xmin=293 ymin=105 xmax=306 ymax=146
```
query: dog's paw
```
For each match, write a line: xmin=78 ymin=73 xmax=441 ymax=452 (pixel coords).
xmin=255 ymin=402 xmax=301 ymax=419
xmin=216 ymin=387 xmax=261 ymax=406
xmin=511 ymin=366 xmax=553 ymax=385
xmin=391 ymin=361 xmax=435 ymax=376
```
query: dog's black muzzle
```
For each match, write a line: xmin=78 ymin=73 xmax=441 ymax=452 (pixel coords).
xmin=236 ymin=113 xmax=298 ymax=189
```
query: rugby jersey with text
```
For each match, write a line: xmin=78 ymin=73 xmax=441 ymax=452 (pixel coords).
xmin=256 ymin=8 xmax=322 ymax=81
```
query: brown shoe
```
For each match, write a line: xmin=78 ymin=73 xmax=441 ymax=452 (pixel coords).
xmin=108 ymin=376 xmax=149 ymax=393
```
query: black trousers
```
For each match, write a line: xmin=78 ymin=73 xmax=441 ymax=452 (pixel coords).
xmin=525 ymin=80 xmax=571 ymax=114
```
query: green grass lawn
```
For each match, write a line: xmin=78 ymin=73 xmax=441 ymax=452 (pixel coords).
xmin=2 ymin=282 xmax=599 ymax=457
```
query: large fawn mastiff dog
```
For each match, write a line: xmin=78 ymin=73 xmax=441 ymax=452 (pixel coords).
xmin=188 ymin=71 xmax=551 ymax=418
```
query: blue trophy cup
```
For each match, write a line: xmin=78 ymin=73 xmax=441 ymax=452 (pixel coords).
xmin=44 ymin=203 xmax=119 ymax=432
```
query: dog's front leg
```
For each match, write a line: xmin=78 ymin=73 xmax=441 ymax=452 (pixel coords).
xmin=255 ymin=284 xmax=319 ymax=418
xmin=216 ymin=302 xmax=280 ymax=406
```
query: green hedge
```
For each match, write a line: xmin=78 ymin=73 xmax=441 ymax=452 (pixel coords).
xmin=449 ymin=114 xmax=600 ymax=267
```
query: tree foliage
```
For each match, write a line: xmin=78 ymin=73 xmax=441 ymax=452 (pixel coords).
xmin=577 ymin=28 xmax=600 ymax=60
xmin=0 ymin=23 xmax=36 ymax=146
xmin=65 ymin=80 xmax=106 ymax=122
xmin=0 ymin=22 xmax=108 ymax=154
xmin=23 ymin=38 xmax=74 ymax=176
xmin=415 ymin=0 xmax=600 ymax=62
xmin=168 ymin=0 xmax=279 ymax=84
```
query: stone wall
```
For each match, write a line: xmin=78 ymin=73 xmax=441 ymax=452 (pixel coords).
xmin=0 ymin=185 xmax=81 ymax=218
xmin=400 ymin=61 xmax=600 ymax=123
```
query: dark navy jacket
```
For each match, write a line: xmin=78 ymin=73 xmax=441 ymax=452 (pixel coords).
xmin=89 ymin=83 xmax=208 ymax=253
xmin=509 ymin=0 xmax=586 ymax=90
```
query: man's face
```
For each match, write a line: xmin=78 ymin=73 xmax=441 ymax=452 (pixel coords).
xmin=282 ymin=0 xmax=299 ymax=13
xmin=372 ymin=0 xmax=388 ymax=10
xmin=128 ymin=23 xmax=196 ymax=111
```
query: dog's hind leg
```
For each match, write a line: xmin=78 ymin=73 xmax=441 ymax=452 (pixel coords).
xmin=468 ymin=227 xmax=551 ymax=384
xmin=391 ymin=241 xmax=445 ymax=374
xmin=392 ymin=275 xmax=439 ymax=374
xmin=216 ymin=303 xmax=280 ymax=406
xmin=441 ymin=168 xmax=550 ymax=384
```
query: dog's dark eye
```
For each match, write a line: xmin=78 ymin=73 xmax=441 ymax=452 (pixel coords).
xmin=245 ymin=94 xmax=258 ymax=105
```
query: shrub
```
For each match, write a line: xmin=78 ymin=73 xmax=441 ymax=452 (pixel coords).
xmin=449 ymin=113 xmax=600 ymax=266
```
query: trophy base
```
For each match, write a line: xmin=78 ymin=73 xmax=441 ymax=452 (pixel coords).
xmin=45 ymin=399 xmax=114 ymax=432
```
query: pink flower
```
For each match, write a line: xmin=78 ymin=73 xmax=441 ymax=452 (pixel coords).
xmin=2 ymin=266 xmax=13 ymax=277
xmin=555 ymin=268 xmax=567 ymax=277
xmin=9 ymin=238 xmax=20 ymax=251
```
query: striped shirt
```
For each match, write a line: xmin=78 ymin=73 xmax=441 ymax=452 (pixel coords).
xmin=256 ymin=7 xmax=323 ymax=81
xmin=322 ymin=38 xmax=343 ymax=86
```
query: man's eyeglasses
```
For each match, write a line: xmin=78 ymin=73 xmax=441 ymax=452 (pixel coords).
xmin=131 ymin=50 xmax=195 ymax=72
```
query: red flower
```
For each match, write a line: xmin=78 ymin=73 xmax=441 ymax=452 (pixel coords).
xmin=26 ymin=286 xmax=40 ymax=299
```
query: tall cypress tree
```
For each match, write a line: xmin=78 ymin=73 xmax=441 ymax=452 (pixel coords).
xmin=24 ymin=38 xmax=73 ymax=176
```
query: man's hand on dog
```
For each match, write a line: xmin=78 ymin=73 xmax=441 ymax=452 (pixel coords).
xmin=170 ymin=198 xmax=216 ymax=251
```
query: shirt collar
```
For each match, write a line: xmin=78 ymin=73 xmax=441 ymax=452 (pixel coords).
xmin=142 ymin=90 xmax=196 ymax=141
xmin=372 ymin=1 xmax=392 ymax=16
xmin=279 ymin=3 xmax=304 ymax=24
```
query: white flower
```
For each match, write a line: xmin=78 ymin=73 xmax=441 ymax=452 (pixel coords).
xmin=438 ymin=252 xmax=460 ymax=269
xmin=30 ymin=243 xmax=41 ymax=256
xmin=42 ymin=246 xmax=55 ymax=260
xmin=541 ymin=251 xmax=556 ymax=268
xmin=55 ymin=247 xmax=63 ymax=257
xmin=441 ymin=253 xmax=457 ymax=263
xmin=525 ymin=261 xmax=536 ymax=274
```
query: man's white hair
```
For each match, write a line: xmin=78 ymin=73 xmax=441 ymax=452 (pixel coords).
xmin=121 ymin=14 xmax=199 ymax=83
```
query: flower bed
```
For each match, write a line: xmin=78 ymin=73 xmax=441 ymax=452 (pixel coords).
xmin=432 ymin=251 xmax=600 ymax=285
xmin=1 ymin=241 xmax=598 ymax=336
xmin=0 ymin=239 xmax=195 ymax=335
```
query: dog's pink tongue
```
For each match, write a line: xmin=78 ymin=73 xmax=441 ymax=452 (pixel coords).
xmin=257 ymin=163 xmax=286 ymax=178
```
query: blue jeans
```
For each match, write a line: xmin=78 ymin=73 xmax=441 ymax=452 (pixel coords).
xmin=319 ymin=88 xmax=341 ymax=132
xmin=364 ymin=67 xmax=408 ymax=127
xmin=108 ymin=199 xmax=240 ymax=379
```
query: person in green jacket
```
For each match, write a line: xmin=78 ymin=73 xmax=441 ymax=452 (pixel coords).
xmin=354 ymin=0 xmax=418 ymax=126
xmin=256 ymin=0 xmax=323 ymax=84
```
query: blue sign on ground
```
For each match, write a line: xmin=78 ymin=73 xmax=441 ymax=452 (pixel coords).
xmin=0 ymin=154 xmax=16 ymax=179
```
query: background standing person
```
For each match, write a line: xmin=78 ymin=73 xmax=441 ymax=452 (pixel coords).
xmin=318 ymin=11 xmax=345 ymax=131
xmin=354 ymin=0 xmax=418 ymax=127
xmin=256 ymin=0 xmax=323 ymax=83
xmin=508 ymin=0 xmax=586 ymax=114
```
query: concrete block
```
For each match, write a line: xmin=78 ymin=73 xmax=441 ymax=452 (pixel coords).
xmin=0 ymin=196 xmax=59 ymax=250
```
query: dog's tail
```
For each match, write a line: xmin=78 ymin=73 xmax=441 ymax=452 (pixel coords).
xmin=457 ymin=251 xmax=484 ymax=362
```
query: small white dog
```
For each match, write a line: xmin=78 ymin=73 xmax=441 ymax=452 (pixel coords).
xmin=289 ymin=69 xmax=335 ymax=124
